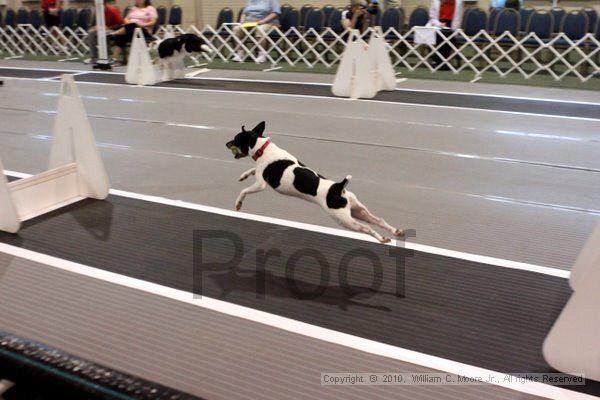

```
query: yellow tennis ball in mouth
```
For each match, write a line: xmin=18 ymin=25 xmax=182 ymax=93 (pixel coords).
xmin=230 ymin=146 xmax=243 ymax=156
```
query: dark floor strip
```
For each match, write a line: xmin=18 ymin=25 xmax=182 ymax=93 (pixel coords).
xmin=0 ymin=331 xmax=201 ymax=400
xmin=71 ymin=72 xmax=600 ymax=120
xmin=0 ymin=68 xmax=75 ymax=79
xmin=0 ymin=195 xmax=597 ymax=395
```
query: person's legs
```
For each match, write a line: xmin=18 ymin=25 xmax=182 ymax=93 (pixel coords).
xmin=110 ymin=35 xmax=126 ymax=61
xmin=109 ymin=24 xmax=137 ymax=62
xmin=44 ymin=12 xmax=62 ymax=47
xmin=232 ymin=25 xmax=246 ymax=62
xmin=86 ymin=27 xmax=99 ymax=60
xmin=433 ymin=25 xmax=454 ymax=70
xmin=110 ymin=26 xmax=126 ymax=36
xmin=255 ymin=24 xmax=273 ymax=63
xmin=142 ymin=28 xmax=154 ymax=41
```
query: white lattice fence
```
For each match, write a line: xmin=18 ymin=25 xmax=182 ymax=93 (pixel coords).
xmin=187 ymin=24 xmax=600 ymax=82
xmin=0 ymin=24 xmax=89 ymax=58
xmin=1 ymin=23 xmax=599 ymax=82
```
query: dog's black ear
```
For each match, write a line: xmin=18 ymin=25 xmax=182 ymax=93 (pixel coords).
xmin=252 ymin=121 xmax=266 ymax=136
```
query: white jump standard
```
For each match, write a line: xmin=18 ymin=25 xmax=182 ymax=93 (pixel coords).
xmin=332 ymin=28 xmax=396 ymax=100
xmin=544 ymin=223 xmax=600 ymax=382
xmin=0 ymin=75 xmax=109 ymax=234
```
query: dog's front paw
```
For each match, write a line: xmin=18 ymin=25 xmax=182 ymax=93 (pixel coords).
xmin=239 ymin=174 xmax=248 ymax=182
xmin=380 ymin=237 xmax=392 ymax=244
xmin=394 ymin=229 xmax=405 ymax=238
xmin=235 ymin=201 xmax=243 ymax=211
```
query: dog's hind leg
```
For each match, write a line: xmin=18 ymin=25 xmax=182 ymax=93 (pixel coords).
xmin=239 ymin=168 xmax=256 ymax=181
xmin=333 ymin=211 xmax=391 ymax=244
xmin=347 ymin=192 xmax=404 ymax=238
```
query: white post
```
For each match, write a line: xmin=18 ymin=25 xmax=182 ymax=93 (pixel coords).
xmin=94 ymin=0 xmax=111 ymax=70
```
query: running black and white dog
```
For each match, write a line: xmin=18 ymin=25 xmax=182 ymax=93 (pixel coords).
xmin=157 ymin=33 xmax=210 ymax=59
xmin=226 ymin=122 xmax=404 ymax=243
xmin=154 ymin=34 xmax=211 ymax=80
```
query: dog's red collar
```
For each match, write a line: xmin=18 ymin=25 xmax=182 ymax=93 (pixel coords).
xmin=252 ymin=140 xmax=271 ymax=161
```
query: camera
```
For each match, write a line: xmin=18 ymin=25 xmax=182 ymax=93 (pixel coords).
xmin=367 ymin=0 xmax=379 ymax=14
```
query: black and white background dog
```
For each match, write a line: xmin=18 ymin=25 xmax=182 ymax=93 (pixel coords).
xmin=226 ymin=122 xmax=404 ymax=243
xmin=156 ymin=33 xmax=211 ymax=59
xmin=154 ymin=34 xmax=212 ymax=80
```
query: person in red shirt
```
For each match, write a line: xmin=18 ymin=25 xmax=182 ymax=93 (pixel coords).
xmin=427 ymin=0 xmax=463 ymax=69
xmin=85 ymin=0 xmax=124 ymax=64
xmin=41 ymin=0 xmax=61 ymax=28
xmin=439 ymin=0 xmax=455 ymax=23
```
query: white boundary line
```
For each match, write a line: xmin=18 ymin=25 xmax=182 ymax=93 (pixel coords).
xmin=1 ymin=73 xmax=599 ymax=121
xmin=1 ymin=66 xmax=600 ymax=107
xmin=28 ymin=78 xmax=600 ymax=123
xmin=0 ymin=242 xmax=591 ymax=400
xmin=185 ymin=76 xmax=600 ymax=107
xmin=0 ymin=65 xmax=113 ymax=73
xmin=3 ymin=169 xmax=570 ymax=279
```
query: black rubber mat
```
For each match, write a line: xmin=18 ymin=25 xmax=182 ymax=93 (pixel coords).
xmin=0 ymin=194 xmax=597 ymax=395
xmin=0 ymin=331 xmax=201 ymax=400
xmin=0 ymin=68 xmax=74 ymax=79
xmin=72 ymin=72 xmax=600 ymax=120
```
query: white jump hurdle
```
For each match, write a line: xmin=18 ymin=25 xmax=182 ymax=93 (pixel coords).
xmin=331 ymin=28 xmax=396 ymax=99
xmin=0 ymin=74 xmax=109 ymax=234
xmin=369 ymin=27 xmax=396 ymax=93
xmin=543 ymin=223 xmax=600 ymax=381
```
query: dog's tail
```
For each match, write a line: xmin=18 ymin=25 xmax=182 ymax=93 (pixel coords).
xmin=331 ymin=175 xmax=352 ymax=194
xmin=327 ymin=176 xmax=352 ymax=208
xmin=340 ymin=175 xmax=352 ymax=188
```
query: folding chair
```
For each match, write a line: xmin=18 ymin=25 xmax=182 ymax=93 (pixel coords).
xmin=281 ymin=4 xmax=293 ymax=16
xmin=237 ymin=7 xmax=245 ymax=22
xmin=157 ymin=6 xmax=167 ymax=26
xmin=300 ymin=4 xmax=313 ymax=28
xmin=60 ymin=7 xmax=77 ymax=29
xmin=76 ymin=8 xmax=92 ymax=31
xmin=380 ymin=8 xmax=403 ymax=64
xmin=582 ymin=8 xmax=597 ymax=33
xmin=30 ymin=10 xmax=43 ymax=29
xmin=489 ymin=9 xmax=520 ymax=68
xmin=519 ymin=7 xmax=535 ymax=33
xmin=5 ymin=9 xmax=16 ymax=28
xmin=521 ymin=10 xmax=554 ymax=69
xmin=487 ymin=8 xmax=501 ymax=32
xmin=169 ymin=5 xmax=182 ymax=26
xmin=525 ymin=10 xmax=553 ymax=43
xmin=274 ymin=7 xmax=299 ymax=39
xmin=408 ymin=6 xmax=428 ymax=29
xmin=556 ymin=10 xmax=589 ymax=45
xmin=381 ymin=7 xmax=403 ymax=34
xmin=552 ymin=11 xmax=589 ymax=76
xmin=305 ymin=8 xmax=324 ymax=34
xmin=493 ymin=8 xmax=520 ymax=39
xmin=550 ymin=7 xmax=565 ymax=34
xmin=460 ymin=8 xmax=487 ymax=39
xmin=325 ymin=8 xmax=344 ymax=38
xmin=203 ymin=7 xmax=234 ymax=40
xmin=16 ymin=8 xmax=29 ymax=25
xmin=322 ymin=4 xmax=336 ymax=27
xmin=370 ymin=6 xmax=382 ymax=26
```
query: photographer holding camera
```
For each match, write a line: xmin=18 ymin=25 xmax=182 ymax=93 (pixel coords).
xmin=341 ymin=0 xmax=379 ymax=33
